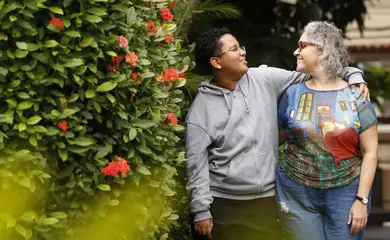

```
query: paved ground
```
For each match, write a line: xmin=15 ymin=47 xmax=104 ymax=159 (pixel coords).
xmin=365 ymin=225 xmax=390 ymax=240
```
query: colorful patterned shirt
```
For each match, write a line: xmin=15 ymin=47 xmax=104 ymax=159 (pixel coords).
xmin=278 ymin=83 xmax=378 ymax=189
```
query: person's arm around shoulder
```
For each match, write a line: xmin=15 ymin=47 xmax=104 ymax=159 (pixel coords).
xmin=186 ymin=122 xmax=213 ymax=238
xmin=348 ymin=99 xmax=378 ymax=234
xmin=259 ymin=65 xmax=368 ymax=99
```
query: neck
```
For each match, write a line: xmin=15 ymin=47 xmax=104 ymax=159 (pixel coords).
xmin=309 ymin=71 xmax=336 ymax=88
xmin=212 ymin=71 xmax=243 ymax=90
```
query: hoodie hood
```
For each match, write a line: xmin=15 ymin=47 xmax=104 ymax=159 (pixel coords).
xmin=198 ymin=75 xmax=250 ymax=114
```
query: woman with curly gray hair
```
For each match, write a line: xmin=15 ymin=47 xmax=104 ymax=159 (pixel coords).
xmin=276 ymin=21 xmax=378 ymax=240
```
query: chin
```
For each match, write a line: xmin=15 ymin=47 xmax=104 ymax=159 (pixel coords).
xmin=296 ymin=65 xmax=307 ymax=73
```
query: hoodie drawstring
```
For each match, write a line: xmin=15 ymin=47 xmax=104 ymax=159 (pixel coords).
xmin=239 ymin=84 xmax=250 ymax=114
xmin=222 ymin=91 xmax=231 ymax=115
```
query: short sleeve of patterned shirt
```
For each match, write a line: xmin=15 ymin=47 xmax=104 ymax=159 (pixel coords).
xmin=278 ymin=82 xmax=378 ymax=189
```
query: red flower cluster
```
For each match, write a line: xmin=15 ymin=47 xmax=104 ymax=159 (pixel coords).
xmin=164 ymin=33 xmax=174 ymax=45
xmin=48 ymin=17 xmax=64 ymax=31
xmin=160 ymin=8 xmax=173 ymax=21
xmin=146 ymin=21 xmax=158 ymax=37
xmin=131 ymin=72 xmax=139 ymax=80
xmin=109 ymin=54 xmax=121 ymax=72
xmin=169 ymin=3 xmax=176 ymax=8
xmin=125 ymin=51 xmax=139 ymax=67
xmin=162 ymin=67 xmax=179 ymax=82
xmin=178 ymin=72 xmax=185 ymax=79
xmin=166 ymin=113 xmax=178 ymax=127
xmin=57 ymin=120 xmax=68 ymax=132
xmin=101 ymin=157 xmax=131 ymax=177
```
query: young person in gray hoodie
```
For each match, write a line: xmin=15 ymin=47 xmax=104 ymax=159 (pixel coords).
xmin=186 ymin=28 xmax=369 ymax=240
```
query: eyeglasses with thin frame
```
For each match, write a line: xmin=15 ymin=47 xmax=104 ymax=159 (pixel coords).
xmin=216 ymin=45 xmax=246 ymax=57
xmin=297 ymin=41 xmax=316 ymax=53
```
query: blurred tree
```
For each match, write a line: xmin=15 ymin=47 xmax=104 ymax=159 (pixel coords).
xmin=188 ymin=0 xmax=369 ymax=69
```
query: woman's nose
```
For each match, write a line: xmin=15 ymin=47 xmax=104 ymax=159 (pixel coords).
xmin=293 ymin=48 xmax=299 ymax=57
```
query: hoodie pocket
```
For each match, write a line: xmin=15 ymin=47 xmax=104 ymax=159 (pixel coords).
xmin=221 ymin=155 xmax=257 ymax=195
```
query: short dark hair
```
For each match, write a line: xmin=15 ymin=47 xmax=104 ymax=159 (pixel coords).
xmin=194 ymin=28 xmax=231 ymax=75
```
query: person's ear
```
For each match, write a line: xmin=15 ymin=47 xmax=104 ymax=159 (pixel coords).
xmin=210 ymin=57 xmax=222 ymax=70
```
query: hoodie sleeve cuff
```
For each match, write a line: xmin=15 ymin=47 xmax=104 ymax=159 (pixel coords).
xmin=348 ymin=73 xmax=366 ymax=85
xmin=194 ymin=210 xmax=212 ymax=222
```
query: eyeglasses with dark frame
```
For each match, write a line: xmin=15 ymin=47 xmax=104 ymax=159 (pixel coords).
xmin=297 ymin=41 xmax=316 ymax=52
xmin=215 ymin=45 xmax=246 ymax=57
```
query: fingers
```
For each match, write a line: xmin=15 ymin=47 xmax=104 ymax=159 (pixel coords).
xmin=348 ymin=211 xmax=352 ymax=225
xmin=195 ymin=220 xmax=213 ymax=237
xmin=351 ymin=217 xmax=367 ymax=234
xmin=356 ymin=83 xmax=364 ymax=100
xmin=206 ymin=222 xmax=213 ymax=239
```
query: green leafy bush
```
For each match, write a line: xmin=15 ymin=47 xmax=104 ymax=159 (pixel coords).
xmin=0 ymin=0 xmax=193 ymax=239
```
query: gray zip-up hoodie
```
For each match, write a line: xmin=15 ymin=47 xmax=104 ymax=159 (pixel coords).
xmin=185 ymin=65 xmax=364 ymax=222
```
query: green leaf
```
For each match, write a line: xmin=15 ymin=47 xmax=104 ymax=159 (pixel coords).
xmin=20 ymin=211 xmax=36 ymax=222
xmin=0 ymin=67 xmax=8 ymax=76
xmin=126 ymin=7 xmax=137 ymax=26
xmin=83 ymin=14 xmax=103 ymax=23
xmin=17 ymin=101 xmax=34 ymax=110
xmin=18 ymin=123 xmax=26 ymax=131
xmin=18 ymin=123 xmax=27 ymax=132
xmin=15 ymin=49 xmax=28 ymax=58
xmin=16 ymin=41 xmax=28 ymax=50
xmin=42 ymin=218 xmax=59 ymax=225
xmin=49 ymin=212 xmax=68 ymax=219
xmin=48 ymin=7 xmax=64 ymax=15
xmin=140 ymin=72 xmax=155 ymax=79
xmin=16 ymin=19 xmax=33 ymax=29
xmin=132 ymin=119 xmax=155 ymax=129
xmin=85 ymin=89 xmax=96 ymax=98
xmin=97 ymin=184 xmax=111 ymax=191
xmin=0 ymin=213 xmax=16 ymax=228
xmin=96 ymin=81 xmax=117 ymax=92
xmin=106 ymin=93 xmax=116 ymax=104
xmin=108 ymin=199 xmax=120 ymax=206
xmin=87 ymin=7 xmax=107 ymax=16
xmin=136 ymin=165 xmax=152 ymax=175
xmin=59 ymin=108 xmax=78 ymax=118
xmin=153 ymin=93 xmax=169 ymax=98
xmin=69 ymin=136 xmax=96 ymax=146
xmin=26 ymin=116 xmax=42 ymax=125
xmin=106 ymin=51 xmax=117 ymax=57
xmin=29 ymin=136 xmax=37 ymax=147
xmin=15 ymin=224 xmax=27 ymax=238
xmin=129 ymin=128 xmax=137 ymax=141
xmin=27 ymin=43 xmax=40 ymax=52
xmin=64 ymin=31 xmax=81 ymax=38
xmin=19 ymin=177 xmax=31 ymax=189
xmin=60 ymin=0 xmax=71 ymax=7
xmin=43 ymin=40 xmax=58 ymax=48
xmin=95 ymin=144 xmax=112 ymax=159
xmin=63 ymin=58 xmax=84 ymax=68
xmin=139 ymin=59 xmax=151 ymax=65
xmin=79 ymin=37 xmax=94 ymax=47
xmin=58 ymin=149 xmax=68 ymax=161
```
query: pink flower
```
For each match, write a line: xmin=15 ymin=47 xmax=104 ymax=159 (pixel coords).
xmin=117 ymin=35 xmax=129 ymax=49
